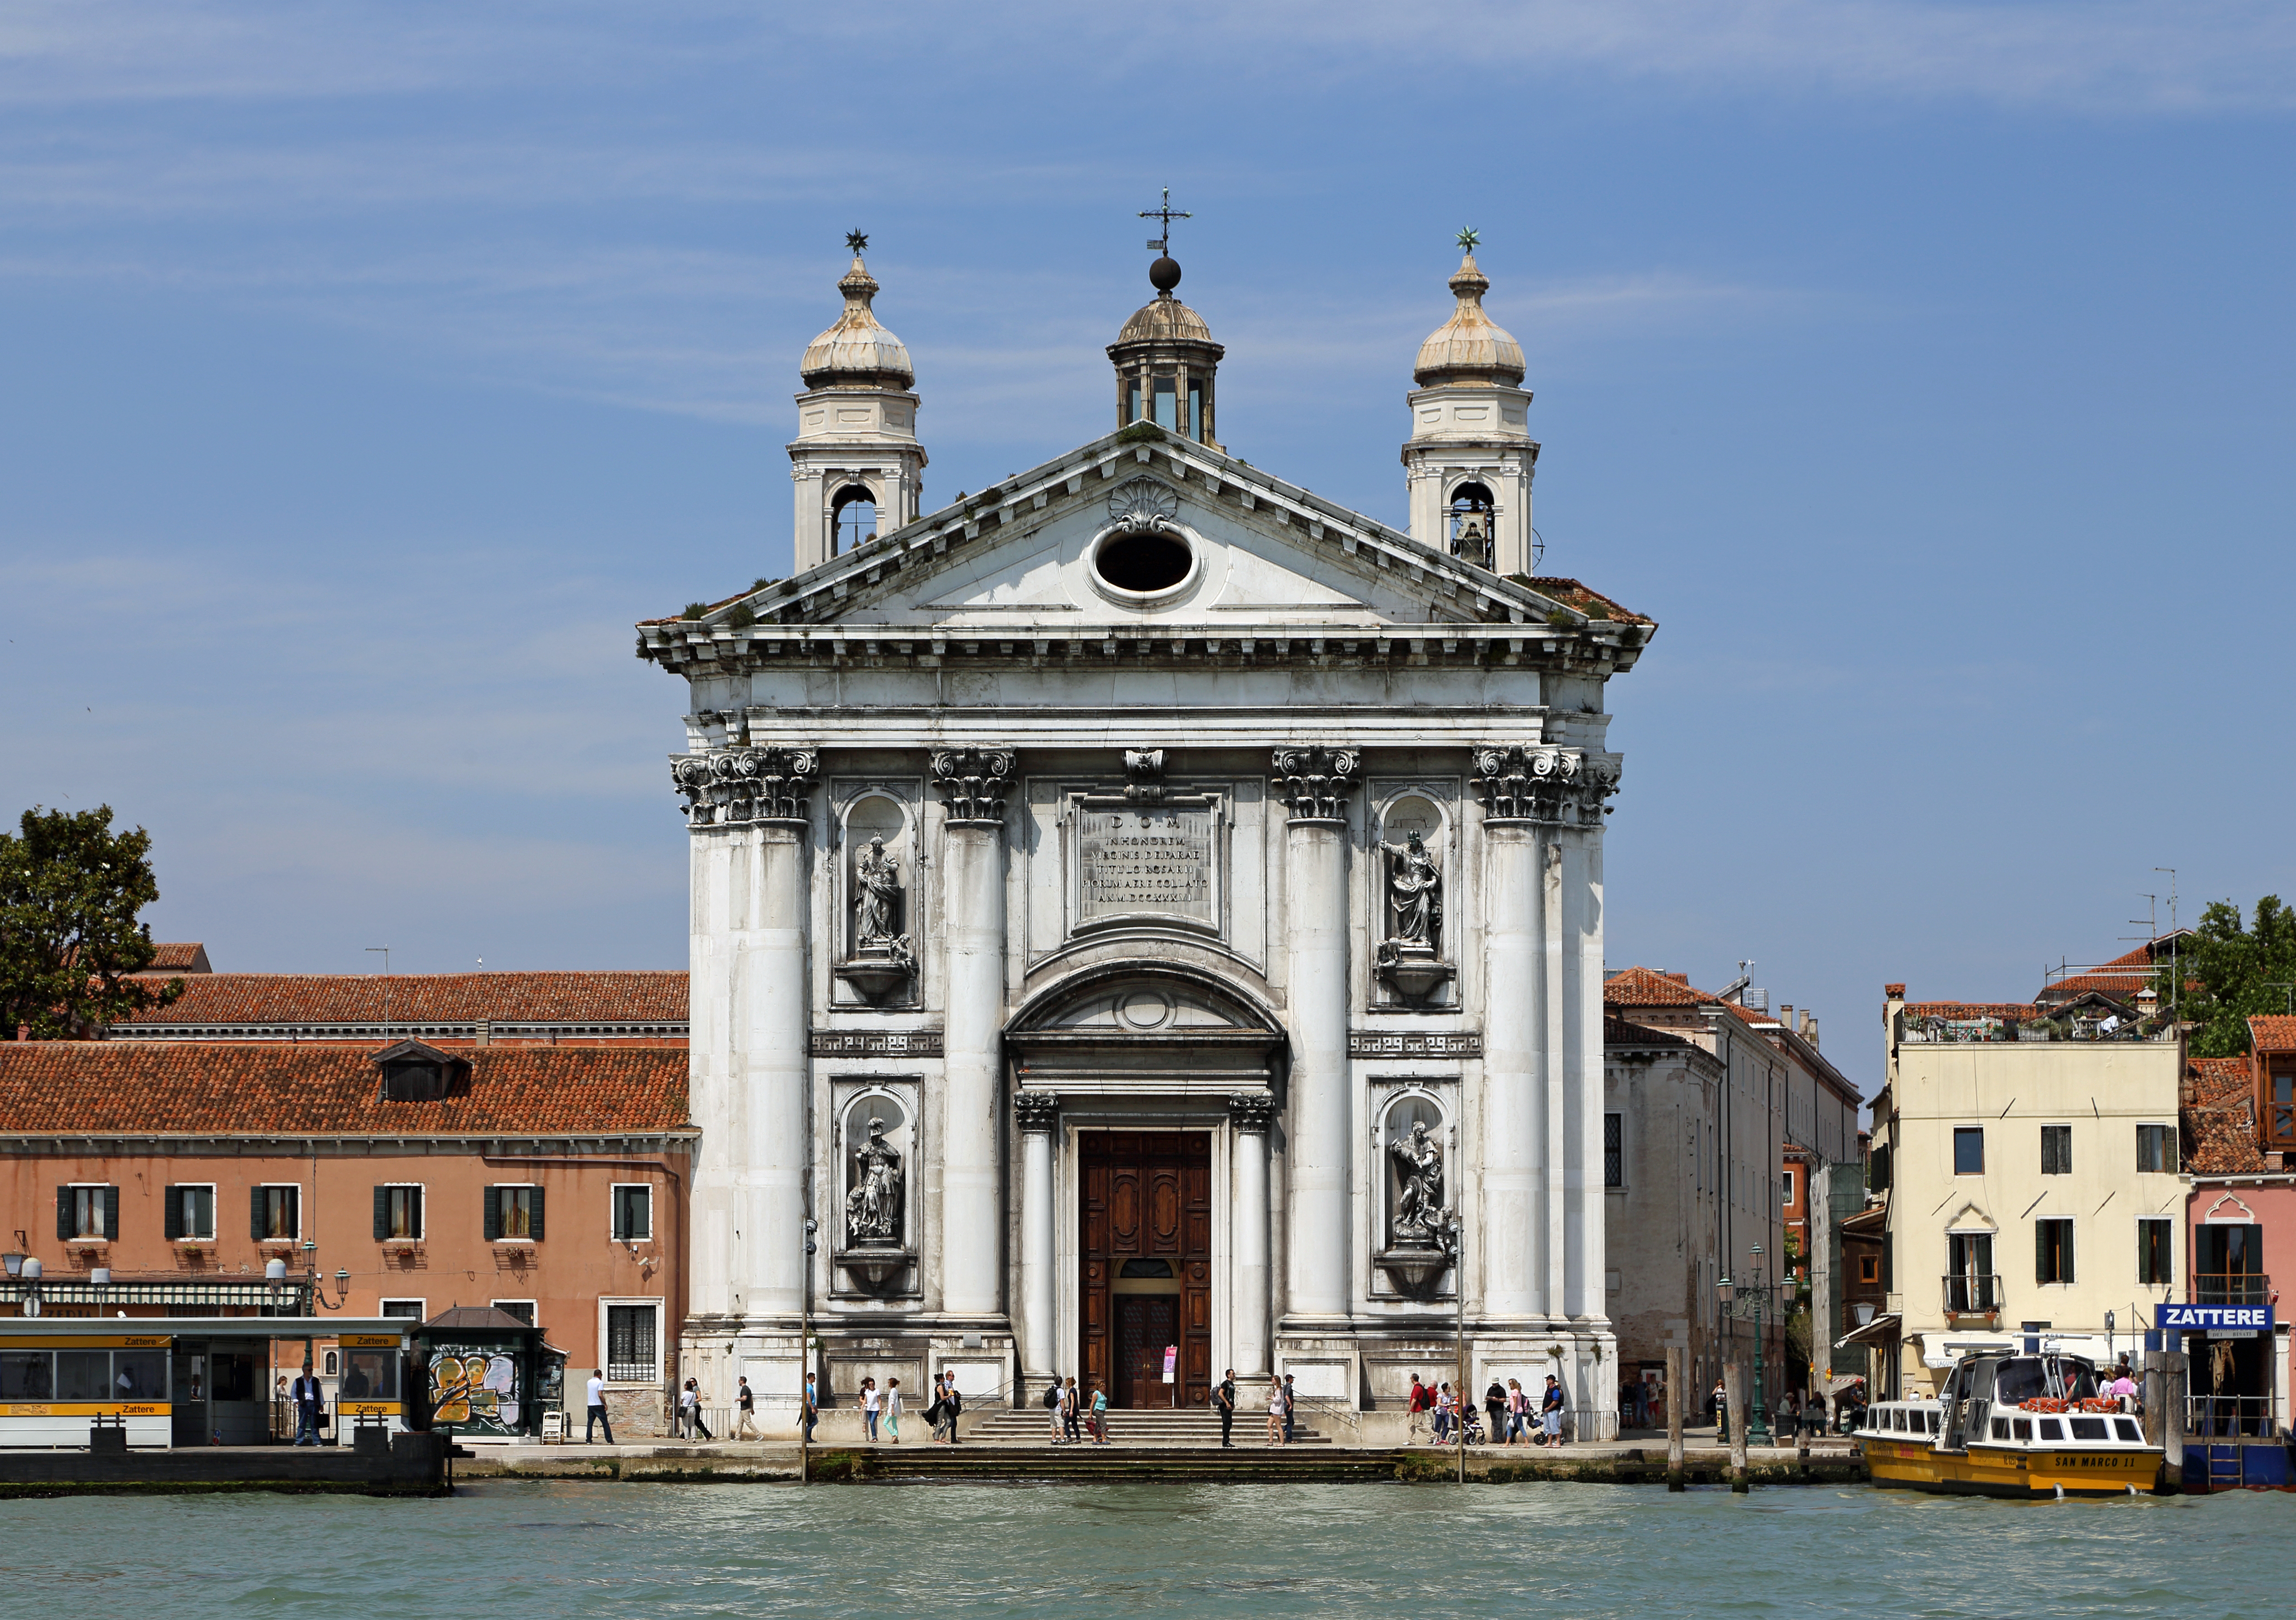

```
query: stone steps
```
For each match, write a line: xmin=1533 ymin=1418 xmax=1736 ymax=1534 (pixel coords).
xmin=966 ymin=1408 xmax=1331 ymax=1446
xmin=854 ymin=1444 xmax=1395 ymax=1482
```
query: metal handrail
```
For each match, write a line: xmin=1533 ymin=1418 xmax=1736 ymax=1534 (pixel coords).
xmin=1942 ymin=1273 xmax=2003 ymax=1313
xmin=2187 ymin=1394 xmax=2276 ymax=1438
xmin=2190 ymin=1273 xmax=2271 ymax=1305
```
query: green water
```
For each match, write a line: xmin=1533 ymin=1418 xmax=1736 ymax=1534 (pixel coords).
xmin=0 ymin=1481 xmax=2277 ymax=1618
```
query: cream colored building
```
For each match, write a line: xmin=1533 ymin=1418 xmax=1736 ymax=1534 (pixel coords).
xmin=1868 ymin=984 xmax=2186 ymax=1396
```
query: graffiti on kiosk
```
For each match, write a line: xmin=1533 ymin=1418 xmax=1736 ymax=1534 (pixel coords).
xmin=429 ymin=1347 xmax=521 ymax=1432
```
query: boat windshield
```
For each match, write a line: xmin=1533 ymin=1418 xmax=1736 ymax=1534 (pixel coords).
xmin=1994 ymin=1359 xmax=2051 ymax=1404
xmin=2053 ymin=1359 xmax=2099 ymax=1400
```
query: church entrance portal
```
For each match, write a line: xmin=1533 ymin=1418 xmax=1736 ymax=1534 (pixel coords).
xmin=1081 ymin=1131 xmax=1210 ymax=1408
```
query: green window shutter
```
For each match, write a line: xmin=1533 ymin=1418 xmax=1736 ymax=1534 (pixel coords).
xmin=483 ymin=1187 xmax=501 ymax=1242
xmin=411 ymin=1186 xmax=423 ymax=1239
xmin=56 ymin=1187 xmax=71 ymax=1242
xmin=528 ymin=1187 xmax=545 ymax=1243
xmin=164 ymin=1188 xmax=183 ymax=1242
xmin=104 ymin=1186 xmax=121 ymax=1241
xmin=286 ymin=1185 xmax=300 ymax=1239
xmin=252 ymin=1186 xmax=267 ymax=1241
xmin=373 ymin=1185 xmax=390 ymax=1242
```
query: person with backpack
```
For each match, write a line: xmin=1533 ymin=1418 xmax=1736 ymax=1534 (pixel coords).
xmin=1043 ymin=1373 xmax=1065 ymax=1442
xmin=1406 ymin=1374 xmax=1433 ymax=1444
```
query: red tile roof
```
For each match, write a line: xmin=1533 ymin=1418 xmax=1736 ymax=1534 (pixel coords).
xmin=1603 ymin=1014 xmax=1692 ymax=1049
xmin=2184 ymin=1055 xmax=2268 ymax=1176
xmin=147 ymin=943 xmax=211 ymax=973
xmin=1604 ymin=967 xmax=1707 ymax=1007
xmin=1903 ymin=1002 xmax=2038 ymax=1021
xmin=112 ymin=971 xmax=687 ymax=1029
xmin=2251 ymin=1016 xmax=2296 ymax=1053
xmin=0 ymin=1042 xmax=690 ymax=1136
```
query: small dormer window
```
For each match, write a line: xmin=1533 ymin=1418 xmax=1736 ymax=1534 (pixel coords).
xmin=373 ymin=1038 xmax=468 ymax=1102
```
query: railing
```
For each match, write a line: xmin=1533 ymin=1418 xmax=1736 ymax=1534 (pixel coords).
xmin=1288 ymin=1392 xmax=1362 ymax=1441
xmin=2191 ymin=1273 xmax=2271 ymax=1306
xmin=2187 ymin=1394 xmax=2277 ymax=1438
xmin=605 ymin=1360 xmax=658 ymax=1383
xmin=1943 ymin=1273 xmax=2003 ymax=1314
xmin=0 ymin=1275 xmax=317 ymax=1314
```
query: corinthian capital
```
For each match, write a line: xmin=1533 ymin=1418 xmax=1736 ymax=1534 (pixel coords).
xmin=671 ymin=746 xmax=818 ymax=828
xmin=1013 ymin=1090 xmax=1062 ymax=1135
xmin=1472 ymin=745 xmax=1622 ymax=826
xmin=931 ymin=746 xmax=1016 ymax=824
xmin=1270 ymin=745 xmax=1361 ymax=823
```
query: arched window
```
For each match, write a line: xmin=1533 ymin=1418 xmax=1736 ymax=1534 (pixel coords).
xmin=832 ymin=485 xmax=879 ymax=555
xmin=1448 ymin=482 xmax=1495 ymax=569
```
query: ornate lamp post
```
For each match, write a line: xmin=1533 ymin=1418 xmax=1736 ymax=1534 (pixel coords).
xmin=1717 ymin=1243 xmax=1794 ymax=1448
xmin=1443 ymin=1209 xmax=1465 ymax=1484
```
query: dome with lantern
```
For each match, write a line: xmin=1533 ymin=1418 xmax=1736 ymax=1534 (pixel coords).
xmin=1412 ymin=248 xmax=1525 ymax=388
xmin=800 ymin=248 xmax=914 ymax=390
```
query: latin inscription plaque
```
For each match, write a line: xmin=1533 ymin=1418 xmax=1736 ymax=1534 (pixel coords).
xmin=1077 ymin=808 xmax=1217 ymax=927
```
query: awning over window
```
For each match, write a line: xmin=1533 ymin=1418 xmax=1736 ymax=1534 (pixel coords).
xmin=1833 ymin=1311 xmax=1900 ymax=1350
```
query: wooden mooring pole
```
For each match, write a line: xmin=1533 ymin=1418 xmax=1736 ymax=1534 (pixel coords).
xmin=1665 ymin=1346 xmax=1685 ymax=1490
xmin=1725 ymin=1360 xmax=1749 ymax=1493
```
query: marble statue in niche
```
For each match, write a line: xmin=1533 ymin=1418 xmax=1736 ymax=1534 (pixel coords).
xmin=845 ymin=1116 xmax=905 ymax=1246
xmin=1377 ymin=829 xmax=1442 ymax=955
xmin=1387 ymin=1119 xmax=1446 ymax=1248
xmin=853 ymin=835 xmax=903 ymax=949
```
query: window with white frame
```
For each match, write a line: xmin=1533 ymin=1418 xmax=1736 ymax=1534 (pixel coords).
xmin=379 ymin=1298 xmax=425 ymax=1320
xmin=486 ymin=1184 xmax=544 ymax=1241
xmin=611 ymin=1183 xmax=653 ymax=1242
xmin=58 ymin=1184 xmax=116 ymax=1241
xmin=491 ymin=1299 xmax=536 ymax=1325
xmin=164 ymin=1184 xmax=216 ymax=1241
xmin=374 ymin=1185 xmax=424 ymax=1242
xmin=603 ymin=1299 xmax=662 ymax=1383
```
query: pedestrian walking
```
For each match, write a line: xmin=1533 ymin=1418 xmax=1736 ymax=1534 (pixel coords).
xmin=1090 ymin=1382 xmax=1109 ymax=1444
xmin=1433 ymin=1381 xmax=1455 ymax=1444
xmin=1214 ymin=1369 xmax=1237 ymax=1447
xmin=1540 ymin=1374 xmax=1565 ymax=1446
xmin=1282 ymin=1373 xmax=1299 ymax=1443
xmin=1044 ymin=1374 xmax=1065 ymax=1442
xmin=681 ymin=1378 xmax=713 ymax=1441
xmin=926 ymin=1374 xmax=948 ymax=1443
xmin=802 ymin=1371 xmax=819 ymax=1444
xmin=734 ymin=1375 xmax=759 ymax=1440
xmin=1710 ymin=1377 xmax=1727 ymax=1440
xmin=290 ymin=1360 xmax=324 ymax=1447
xmin=585 ymin=1368 xmax=616 ymax=1445
xmin=944 ymin=1374 xmax=964 ymax=1444
xmin=1507 ymin=1378 xmax=1529 ymax=1444
xmin=885 ymin=1377 xmax=903 ymax=1443
xmin=861 ymin=1376 xmax=881 ymax=1442
xmin=1063 ymin=1376 xmax=1082 ymax=1443
xmin=1485 ymin=1378 xmax=1509 ymax=1447
xmin=1266 ymin=1376 xmax=1286 ymax=1445
xmin=1406 ymin=1374 xmax=1430 ymax=1444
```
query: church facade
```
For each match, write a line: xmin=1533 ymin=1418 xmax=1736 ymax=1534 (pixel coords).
xmin=637 ymin=235 xmax=1653 ymax=1437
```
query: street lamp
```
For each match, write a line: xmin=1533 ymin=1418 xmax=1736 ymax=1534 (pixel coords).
xmin=1716 ymin=1243 xmax=1791 ymax=1447
xmin=1442 ymin=1209 xmax=1465 ymax=1484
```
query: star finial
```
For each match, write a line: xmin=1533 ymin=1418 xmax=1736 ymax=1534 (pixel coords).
xmin=1456 ymin=226 xmax=1481 ymax=255
xmin=845 ymin=229 xmax=869 ymax=256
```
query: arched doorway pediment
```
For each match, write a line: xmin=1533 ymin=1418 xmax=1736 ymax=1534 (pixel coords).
xmin=1005 ymin=964 xmax=1284 ymax=1098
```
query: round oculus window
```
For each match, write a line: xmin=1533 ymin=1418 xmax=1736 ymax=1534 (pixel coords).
xmin=1092 ymin=528 xmax=1194 ymax=596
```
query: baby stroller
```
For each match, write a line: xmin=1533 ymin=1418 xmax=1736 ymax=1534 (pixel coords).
xmin=1455 ymin=1408 xmax=1488 ymax=1446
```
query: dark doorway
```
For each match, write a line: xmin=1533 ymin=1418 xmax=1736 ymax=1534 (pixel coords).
xmin=1081 ymin=1130 xmax=1210 ymax=1407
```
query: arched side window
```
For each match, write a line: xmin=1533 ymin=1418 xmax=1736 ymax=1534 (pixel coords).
xmin=1447 ymin=481 xmax=1495 ymax=569
xmin=831 ymin=484 xmax=879 ymax=555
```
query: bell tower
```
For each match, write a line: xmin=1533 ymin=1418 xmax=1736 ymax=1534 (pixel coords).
xmin=1402 ymin=231 xmax=1539 ymax=576
xmin=1107 ymin=189 xmax=1224 ymax=449
xmin=788 ymin=234 xmax=928 ymax=574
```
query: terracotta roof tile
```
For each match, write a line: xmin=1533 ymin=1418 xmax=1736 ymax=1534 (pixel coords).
xmin=1603 ymin=966 xmax=1708 ymax=1007
xmin=147 ymin=943 xmax=211 ymax=973
xmin=2184 ymin=1055 xmax=2269 ymax=1176
xmin=112 ymin=971 xmax=687 ymax=1029
xmin=2250 ymin=1016 xmax=2296 ymax=1053
xmin=0 ymin=1042 xmax=690 ymax=1136
xmin=1603 ymin=1014 xmax=1691 ymax=1049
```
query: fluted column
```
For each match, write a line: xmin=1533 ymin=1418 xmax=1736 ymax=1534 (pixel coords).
xmin=1272 ymin=745 xmax=1358 ymax=1325
xmin=671 ymin=748 xmax=817 ymax=1326
xmin=1228 ymin=1093 xmax=1275 ymax=1377
xmin=933 ymin=747 xmax=1015 ymax=1320
xmin=1015 ymin=1091 xmax=1061 ymax=1379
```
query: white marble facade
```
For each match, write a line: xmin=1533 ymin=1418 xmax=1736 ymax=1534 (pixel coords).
xmin=641 ymin=244 xmax=1652 ymax=1437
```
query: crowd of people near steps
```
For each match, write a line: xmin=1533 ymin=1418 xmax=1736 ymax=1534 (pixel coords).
xmin=1403 ymin=1373 xmax=1570 ymax=1447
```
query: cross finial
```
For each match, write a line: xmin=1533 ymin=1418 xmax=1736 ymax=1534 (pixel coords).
xmin=1456 ymin=226 xmax=1480 ymax=255
xmin=1139 ymin=187 xmax=1192 ymax=255
xmin=845 ymin=229 xmax=869 ymax=256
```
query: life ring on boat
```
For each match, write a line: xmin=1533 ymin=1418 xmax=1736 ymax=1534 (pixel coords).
xmin=2019 ymin=1398 xmax=2068 ymax=1413
xmin=2073 ymin=1398 xmax=2119 ymax=1413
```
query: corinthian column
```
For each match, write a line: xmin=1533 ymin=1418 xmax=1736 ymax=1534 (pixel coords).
xmin=1228 ymin=1093 xmax=1275 ymax=1377
xmin=933 ymin=746 xmax=1016 ymax=1320
xmin=1015 ymin=1090 xmax=1061 ymax=1383
xmin=672 ymin=747 xmax=817 ymax=1325
xmin=1271 ymin=745 xmax=1358 ymax=1326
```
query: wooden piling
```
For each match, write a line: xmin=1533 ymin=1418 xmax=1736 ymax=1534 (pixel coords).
xmin=1725 ymin=1360 xmax=1748 ymax=1492
xmin=1665 ymin=1346 xmax=1685 ymax=1491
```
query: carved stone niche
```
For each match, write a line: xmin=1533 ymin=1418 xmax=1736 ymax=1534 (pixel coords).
xmin=1372 ymin=791 xmax=1454 ymax=1008
xmin=1373 ymin=1090 xmax=1454 ymax=1300
xmin=831 ymin=1087 xmax=918 ymax=1298
xmin=835 ymin=790 xmax=917 ymax=1007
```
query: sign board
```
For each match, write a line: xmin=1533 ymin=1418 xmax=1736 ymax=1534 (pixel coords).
xmin=2159 ymin=1303 xmax=2276 ymax=1333
xmin=1077 ymin=808 xmax=1219 ymax=929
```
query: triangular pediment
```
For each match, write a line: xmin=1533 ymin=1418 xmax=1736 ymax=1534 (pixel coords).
xmin=714 ymin=427 xmax=1601 ymax=634
xmin=1944 ymin=1202 xmax=1996 ymax=1233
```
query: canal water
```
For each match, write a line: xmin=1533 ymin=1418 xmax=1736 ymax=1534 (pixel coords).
xmin=0 ymin=1481 xmax=2279 ymax=1619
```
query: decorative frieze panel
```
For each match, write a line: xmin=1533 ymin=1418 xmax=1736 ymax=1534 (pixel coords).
xmin=1270 ymin=745 xmax=1361 ymax=823
xmin=931 ymin=746 xmax=1016 ymax=824
xmin=1471 ymin=744 xmax=1620 ymax=825
xmin=810 ymin=1029 xmax=945 ymax=1057
xmin=1348 ymin=1030 xmax=1482 ymax=1058
xmin=671 ymin=746 xmax=818 ymax=827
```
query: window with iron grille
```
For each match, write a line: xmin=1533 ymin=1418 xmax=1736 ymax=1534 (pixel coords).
xmin=1603 ymin=1114 xmax=1623 ymax=1187
xmin=2040 ymin=1124 xmax=2071 ymax=1175
xmin=607 ymin=1304 xmax=658 ymax=1383
xmin=2135 ymin=1124 xmax=2176 ymax=1174
xmin=491 ymin=1300 xmax=536 ymax=1325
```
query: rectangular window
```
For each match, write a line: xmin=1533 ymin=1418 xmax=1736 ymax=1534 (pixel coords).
xmin=2135 ymin=1123 xmax=2176 ymax=1174
xmin=1868 ymin=1142 xmax=1891 ymax=1192
xmin=57 ymin=1184 xmax=117 ymax=1242
xmin=55 ymin=1350 xmax=113 ymax=1402
xmin=1153 ymin=376 xmax=1177 ymax=429
xmin=1603 ymin=1114 xmax=1623 ymax=1187
xmin=1186 ymin=382 xmax=1202 ymax=441
xmin=1126 ymin=381 xmax=1142 ymax=422
xmin=0 ymin=1352 xmax=53 ymax=1400
xmin=1859 ymin=1254 xmax=1880 ymax=1284
xmin=163 ymin=1185 xmax=215 ymax=1241
xmin=1953 ymin=1127 xmax=1985 ymax=1175
xmin=611 ymin=1184 xmax=653 ymax=1242
xmin=2137 ymin=1217 xmax=2173 ymax=1285
xmin=2036 ymin=1218 xmax=2075 ymax=1285
xmin=253 ymin=1185 xmax=301 ymax=1241
xmin=2195 ymin=1223 xmax=2265 ymax=1302
xmin=2272 ymin=1070 xmax=2295 ymax=1143
xmin=491 ymin=1300 xmax=536 ymax=1326
xmin=485 ymin=1185 xmax=545 ymax=1242
xmin=1947 ymin=1232 xmax=1995 ymax=1310
xmin=379 ymin=1299 xmax=425 ymax=1320
xmin=606 ymin=1303 xmax=660 ymax=1383
xmin=1782 ymin=1168 xmax=1796 ymax=1204
xmin=374 ymin=1185 xmax=424 ymax=1242
xmin=2041 ymin=1124 xmax=2071 ymax=1176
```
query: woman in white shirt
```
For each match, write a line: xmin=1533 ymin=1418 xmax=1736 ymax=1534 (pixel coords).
xmin=861 ymin=1377 xmax=881 ymax=1442
xmin=885 ymin=1378 xmax=903 ymax=1444
xmin=1266 ymin=1377 xmax=1287 ymax=1446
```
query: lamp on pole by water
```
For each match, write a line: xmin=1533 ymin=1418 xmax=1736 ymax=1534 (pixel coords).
xmin=1442 ymin=1208 xmax=1465 ymax=1483
xmin=1718 ymin=1243 xmax=1791 ymax=1447
xmin=801 ymin=1213 xmax=817 ymax=1486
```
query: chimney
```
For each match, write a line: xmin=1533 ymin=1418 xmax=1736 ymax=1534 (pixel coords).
xmin=1779 ymin=1002 xmax=1794 ymax=1030
xmin=1802 ymin=1010 xmax=1820 ymax=1048
xmin=474 ymin=1018 xmax=492 ymax=1051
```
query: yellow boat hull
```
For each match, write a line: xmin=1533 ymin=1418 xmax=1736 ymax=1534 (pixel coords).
xmin=1862 ymin=1437 xmax=2161 ymax=1498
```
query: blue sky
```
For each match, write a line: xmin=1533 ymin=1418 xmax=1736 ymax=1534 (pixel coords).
xmin=4 ymin=2 xmax=2290 ymax=1095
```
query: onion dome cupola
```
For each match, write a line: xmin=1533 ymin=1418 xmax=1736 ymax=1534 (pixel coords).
xmin=788 ymin=232 xmax=928 ymax=573
xmin=1107 ymin=189 xmax=1224 ymax=448
xmin=1401 ymin=230 xmax=1540 ymax=577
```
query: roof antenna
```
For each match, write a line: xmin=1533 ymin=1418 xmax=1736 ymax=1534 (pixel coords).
xmin=366 ymin=945 xmax=391 ymax=1045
